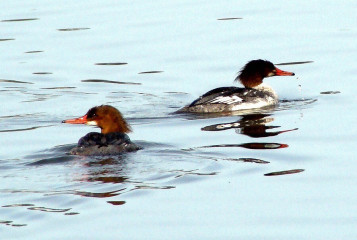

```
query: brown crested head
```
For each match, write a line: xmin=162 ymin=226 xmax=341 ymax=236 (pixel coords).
xmin=235 ymin=59 xmax=295 ymax=88
xmin=62 ymin=105 xmax=131 ymax=134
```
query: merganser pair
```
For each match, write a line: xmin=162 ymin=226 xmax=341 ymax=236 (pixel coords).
xmin=63 ymin=60 xmax=295 ymax=156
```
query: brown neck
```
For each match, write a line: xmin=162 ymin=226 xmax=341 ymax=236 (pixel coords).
xmin=99 ymin=115 xmax=131 ymax=134
xmin=239 ymin=75 xmax=263 ymax=88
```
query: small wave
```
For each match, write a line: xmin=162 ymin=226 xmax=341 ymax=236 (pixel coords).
xmin=1 ymin=18 xmax=38 ymax=22
xmin=57 ymin=27 xmax=90 ymax=31
xmin=277 ymin=98 xmax=317 ymax=111
xmin=81 ymin=79 xmax=141 ymax=85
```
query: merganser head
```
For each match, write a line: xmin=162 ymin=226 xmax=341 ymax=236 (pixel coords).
xmin=235 ymin=59 xmax=295 ymax=88
xmin=62 ymin=105 xmax=131 ymax=134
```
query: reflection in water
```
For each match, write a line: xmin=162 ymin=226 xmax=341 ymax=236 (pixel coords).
xmin=107 ymin=201 xmax=126 ymax=206
xmin=217 ymin=17 xmax=242 ymax=20
xmin=41 ymin=87 xmax=76 ymax=90
xmin=24 ymin=50 xmax=43 ymax=54
xmin=193 ymin=142 xmax=288 ymax=150
xmin=239 ymin=126 xmax=297 ymax=138
xmin=0 ymin=79 xmax=33 ymax=84
xmin=27 ymin=206 xmax=71 ymax=213
xmin=264 ymin=169 xmax=304 ymax=176
xmin=320 ymin=91 xmax=340 ymax=95
xmin=27 ymin=155 xmax=76 ymax=165
xmin=0 ymin=125 xmax=53 ymax=133
xmin=81 ymin=79 xmax=141 ymax=85
xmin=78 ymin=157 xmax=129 ymax=186
xmin=23 ymin=141 xmax=225 ymax=208
xmin=1 ymin=18 xmax=39 ymax=22
xmin=1 ymin=203 xmax=78 ymax=227
xmin=95 ymin=62 xmax=127 ymax=66
xmin=170 ymin=169 xmax=218 ymax=178
xmin=201 ymin=114 xmax=273 ymax=131
xmin=57 ymin=27 xmax=90 ymax=31
xmin=1 ymin=0 xmax=351 ymax=236
xmin=278 ymin=98 xmax=317 ymax=111
xmin=138 ymin=71 xmax=164 ymax=74
xmin=25 ymin=144 xmax=77 ymax=169
xmin=3 ymin=203 xmax=34 ymax=207
xmin=74 ymin=190 xmax=122 ymax=198
xmin=23 ymin=95 xmax=59 ymax=103
xmin=26 ymin=144 xmax=182 ymax=206
xmin=188 ymin=113 xmax=301 ymax=171
xmin=0 ymin=220 xmax=26 ymax=227
xmin=87 ymin=175 xmax=128 ymax=184
xmin=239 ymin=142 xmax=288 ymax=149
xmin=64 ymin=212 xmax=79 ymax=215
xmin=228 ymin=158 xmax=270 ymax=164
xmin=202 ymin=113 xmax=298 ymax=138
xmin=135 ymin=185 xmax=175 ymax=190
xmin=32 ymin=72 xmax=53 ymax=75
xmin=77 ymin=155 xmax=178 ymax=194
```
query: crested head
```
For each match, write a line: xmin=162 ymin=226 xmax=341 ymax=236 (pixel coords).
xmin=85 ymin=105 xmax=131 ymax=134
xmin=62 ymin=105 xmax=131 ymax=134
xmin=235 ymin=59 xmax=295 ymax=88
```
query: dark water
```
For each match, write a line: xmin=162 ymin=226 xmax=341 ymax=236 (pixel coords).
xmin=1 ymin=0 xmax=357 ymax=239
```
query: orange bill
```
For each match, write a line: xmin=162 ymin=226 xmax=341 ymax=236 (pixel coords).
xmin=275 ymin=67 xmax=295 ymax=76
xmin=62 ymin=114 xmax=88 ymax=124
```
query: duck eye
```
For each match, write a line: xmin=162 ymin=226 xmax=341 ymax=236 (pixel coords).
xmin=87 ymin=109 xmax=97 ymax=118
xmin=89 ymin=113 xmax=97 ymax=118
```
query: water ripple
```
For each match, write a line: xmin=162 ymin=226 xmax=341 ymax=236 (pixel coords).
xmin=1 ymin=18 xmax=38 ymax=22
xmin=138 ymin=71 xmax=163 ymax=74
xmin=264 ymin=169 xmax=305 ymax=176
xmin=57 ymin=27 xmax=90 ymax=31
xmin=81 ymin=79 xmax=141 ymax=85
xmin=0 ymin=79 xmax=33 ymax=84
xmin=217 ymin=17 xmax=242 ymax=20
xmin=0 ymin=38 xmax=15 ymax=41
xmin=95 ymin=62 xmax=127 ymax=66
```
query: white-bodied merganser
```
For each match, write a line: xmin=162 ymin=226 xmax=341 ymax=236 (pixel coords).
xmin=62 ymin=105 xmax=141 ymax=156
xmin=177 ymin=59 xmax=295 ymax=113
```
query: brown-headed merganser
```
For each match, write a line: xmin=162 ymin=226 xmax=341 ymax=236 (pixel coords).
xmin=62 ymin=105 xmax=141 ymax=156
xmin=177 ymin=59 xmax=295 ymax=113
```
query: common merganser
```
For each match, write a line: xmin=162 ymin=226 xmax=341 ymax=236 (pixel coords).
xmin=177 ymin=59 xmax=295 ymax=113
xmin=62 ymin=105 xmax=141 ymax=156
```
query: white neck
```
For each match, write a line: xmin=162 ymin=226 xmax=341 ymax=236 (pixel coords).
xmin=253 ymin=83 xmax=278 ymax=98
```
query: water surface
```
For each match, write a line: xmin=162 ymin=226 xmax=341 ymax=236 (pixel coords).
xmin=1 ymin=0 xmax=357 ymax=239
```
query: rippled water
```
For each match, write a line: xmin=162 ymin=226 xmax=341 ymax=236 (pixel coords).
xmin=1 ymin=0 xmax=357 ymax=239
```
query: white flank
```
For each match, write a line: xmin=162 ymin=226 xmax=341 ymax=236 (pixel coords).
xmin=209 ymin=95 xmax=243 ymax=104
xmin=231 ymin=101 xmax=267 ymax=111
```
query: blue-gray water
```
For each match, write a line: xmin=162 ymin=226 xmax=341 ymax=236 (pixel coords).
xmin=1 ymin=0 xmax=357 ymax=239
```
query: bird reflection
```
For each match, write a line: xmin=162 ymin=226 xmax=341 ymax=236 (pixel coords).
xmin=74 ymin=155 xmax=176 ymax=201
xmin=191 ymin=142 xmax=288 ymax=150
xmin=188 ymin=113 xmax=297 ymax=151
xmin=264 ymin=169 xmax=304 ymax=176
xmin=201 ymin=113 xmax=298 ymax=138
